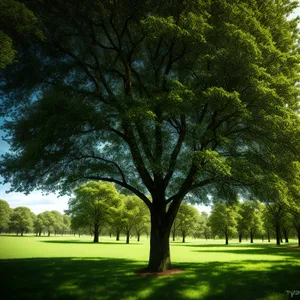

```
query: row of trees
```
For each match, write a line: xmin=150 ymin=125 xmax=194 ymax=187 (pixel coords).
xmin=1 ymin=183 xmax=300 ymax=246
xmin=0 ymin=199 xmax=71 ymax=236
xmin=208 ymin=201 xmax=300 ymax=246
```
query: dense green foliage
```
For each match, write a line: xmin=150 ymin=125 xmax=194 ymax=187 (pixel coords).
xmin=9 ymin=206 xmax=34 ymax=236
xmin=0 ymin=0 xmax=44 ymax=68
xmin=0 ymin=199 xmax=12 ymax=233
xmin=208 ymin=203 xmax=240 ymax=244
xmin=67 ymin=182 xmax=120 ymax=242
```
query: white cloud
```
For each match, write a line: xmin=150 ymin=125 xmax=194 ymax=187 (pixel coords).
xmin=0 ymin=186 xmax=70 ymax=215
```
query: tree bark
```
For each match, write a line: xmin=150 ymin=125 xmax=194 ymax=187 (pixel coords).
xmin=147 ymin=208 xmax=173 ymax=272
xmin=283 ymin=228 xmax=289 ymax=243
xmin=225 ymin=234 xmax=228 ymax=245
xmin=275 ymin=223 xmax=280 ymax=246
xmin=250 ymin=233 xmax=253 ymax=244
xmin=267 ymin=229 xmax=270 ymax=242
xmin=182 ymin=232 xmax=186 ymax=243
xmin=48 ymin=231 xmax=51 ymax=237
xmin=137 ymin=233 xmax=140 ymax=242
xmin=93 ymin=225 xmax=99 ymax=243
xmin=116 ymin=230 xmax=120 ymax=241
xmin=126 ymin=231 xmax=130 ymax=244
xmin=21 ymin=229 xmax=24 ymax=236
xmin=239 ymin=233 xmax=242 ymax=243
xmin=172 ymin=230 xmax=175 ymax=242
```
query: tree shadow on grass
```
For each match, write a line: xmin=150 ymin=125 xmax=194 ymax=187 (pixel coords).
xmin=0 ymin=257 xmax=299 ymax=300
xmin=179 ymin=244 xmax=300 ymax=260
xmin=40 ymin=240 xmax=142 ymax=245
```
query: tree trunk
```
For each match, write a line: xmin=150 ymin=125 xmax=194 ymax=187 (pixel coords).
xmin=298 ymin=229 xmax=300 ymax=247
xmin=225 ymin=234 xmax=228 ymax=245
xmin=182 ymin=232 xmax=186 ymax=243
xmin=137 ymin=233 xmax=140 ymax=242
xmin=126 ymin=231 xmax=130 ymax=244
xmin=283 ymin=228 xmax=289 ymax=243
xmin=239 ymin=233 xmax=242 ymax=243
xmin=48 ymin=231 xmax=51 ymax=237
xmin=116 ymin=230 xmax=120 ymax=241
xmin=93 ymin=225 xmax=99 ymax=243
xmin=147 ymin=213 xmax=172 ymax=272
xmin=109 ymin=231 xmax=112 ymax=238
xmin=275 ymin=223 xmax=280 ymax=246
xmin=172 ymin=230 xmax=175 ymax=242
xmin=267 ymin=229 xmax=270 ymax=242
xmin=250 ymin=233 xmax=253 ymax=244
xmin=21 ymin=229 xmax=24 ymax=237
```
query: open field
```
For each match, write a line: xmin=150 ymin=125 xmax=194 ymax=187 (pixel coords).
xmin=0 ymin=236 xmax=299 ymax=300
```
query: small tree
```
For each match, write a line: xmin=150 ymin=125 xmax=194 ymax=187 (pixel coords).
xmin=34 ymin=213 xmax=45 ymax=236
xmin=209 ymin=203 xmax=240 ymax=245
xmin=176 ymin=204 xmax=200 ymax=243
xmin=67 ymin=181 xmax=119 ymax=242
xmin=122 ymin=196 xmax=140 ymax=244
xmin=240 ymin=200 xmax=263 ymax=243
xmin=10 ymin=206 xmax=34 ymax=236
xmin=108 ymin=201 xmax=125 ymax=241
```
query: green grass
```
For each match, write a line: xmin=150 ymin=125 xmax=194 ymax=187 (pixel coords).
xmin=0 ymin=235 xmax=299 ymax=300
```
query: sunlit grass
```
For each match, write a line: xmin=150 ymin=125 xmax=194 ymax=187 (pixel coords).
xmin=0 ymin=235 xmax=299 ymax=299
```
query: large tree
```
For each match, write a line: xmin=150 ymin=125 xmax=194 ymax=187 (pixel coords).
xmin=0 ymin=0 xmax=299 ymax=271
xmin=67 ymin=181 xmax=119 ymax=242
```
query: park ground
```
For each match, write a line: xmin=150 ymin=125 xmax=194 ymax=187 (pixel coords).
xmin=0 ymin=236 xmax=299 ymax=300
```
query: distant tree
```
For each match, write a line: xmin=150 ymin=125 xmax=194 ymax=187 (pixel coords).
xmin=50 ymin=211 xmax=64 ymax=235
xmin=34 ymin=213 xmax=45 ymax=236
xmin=265 ymin=203 xmax=285 ymax=245
xmin=176 ymin=204 xmax=200 ymax=243
xmin=0 ymin=200 xmax=12 ymax=234
xmin=108 ymin=201 xmax=125 ymax=241
xmin=209 ymin=203 xmax=240 ymax=245
xmin=240 ymin=200 xmax=263 ymax=243
xmin=62 ymin=215 xmax=71 ymax=235
xmin=132 ymin=199 xmax=149 ymax=242
xmin=40 ymin=211 xmax=57 ymax=236
xmin=281 ymin=210 xmax=293 ymax=243
xmin=200 ymin=211 xmax=211 ymax=240
xmin=10 ymin=206 xmax=34 ymax=236
xmin=122 ymin=196 xmax=141 ymax=244
xmin=67 ymin=181 xmax=119 ymax=242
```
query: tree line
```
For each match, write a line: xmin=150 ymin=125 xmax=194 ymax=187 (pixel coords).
xmin=0 ymin=200 xmax=71 ymax=236
xmin=1 ymin=181 xmax=299 ymax=246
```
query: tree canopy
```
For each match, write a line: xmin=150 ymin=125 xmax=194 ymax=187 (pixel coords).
xmin=67 ymin=181 xmax=119 ymax=242
xmin=0 ymin=0 xmax=299 ymax=271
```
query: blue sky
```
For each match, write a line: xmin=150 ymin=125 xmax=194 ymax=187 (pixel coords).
xmin=0 ymin=6 xmax=299 ymax=215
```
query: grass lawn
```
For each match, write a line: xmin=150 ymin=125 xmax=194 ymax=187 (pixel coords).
xmin=0 ymin=235 xmax=299 ymax=300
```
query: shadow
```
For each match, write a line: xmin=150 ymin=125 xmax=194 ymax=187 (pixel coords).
xmin=0 ymin=257 xmax=298 ymax=299
xmin=178 ymin=244 xmax=300 ymax=260
xmin=40 ymin=240 xmax=142 ymax=245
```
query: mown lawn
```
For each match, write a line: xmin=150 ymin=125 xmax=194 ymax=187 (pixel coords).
xmin=0 ymin=235 xmax=299 ymax=300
